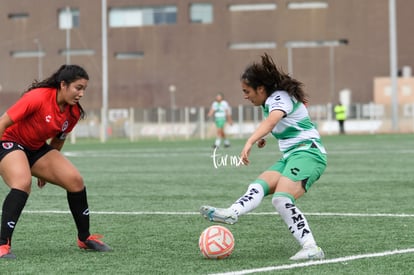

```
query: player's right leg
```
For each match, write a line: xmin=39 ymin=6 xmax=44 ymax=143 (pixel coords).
xmin=200 ymin=206 xmax=238 ymax=225
xmin=0 ymin=145 xmax=32 ymax=259
xmin=200 ymin=178 xmax=272 ymax=224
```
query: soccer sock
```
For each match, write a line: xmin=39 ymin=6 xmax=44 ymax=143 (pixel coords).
xmin=67 ymin=187 xmax=90 ymax=241
xmin=215 ymin=138 xmax=221 ymax=147
xmin=229 ymin=180 xmax=269 ymax=216
xmin=0 ymin=189 xmax=28 ymax=245
xmin=272 ymin=192 xmax=316 ymax=247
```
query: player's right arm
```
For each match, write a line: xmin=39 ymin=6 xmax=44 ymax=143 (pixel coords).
xmin=0 ymin=113 xmax=14 ymax=139
xmin=240 ymin=109 xmax=284 ymax=165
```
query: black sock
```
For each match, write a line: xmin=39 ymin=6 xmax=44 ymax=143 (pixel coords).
xmin=0 ymin=189 xmax=29 ymax=245
xmin=67 ymin=188 xmax=90 ymax=241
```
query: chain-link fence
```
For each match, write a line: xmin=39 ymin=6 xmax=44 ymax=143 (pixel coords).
xmin=70 ymin=102 xmax=414 ymax=141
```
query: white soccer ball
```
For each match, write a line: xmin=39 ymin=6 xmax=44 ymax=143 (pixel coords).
xmin=199 ymin=225 xmax=235 ymax=259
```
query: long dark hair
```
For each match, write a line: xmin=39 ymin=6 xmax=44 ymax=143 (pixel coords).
xmin=241 ymin=53 xmax=308 ymax=104
xmin=25 ymin=64 xmax=89 ymax=119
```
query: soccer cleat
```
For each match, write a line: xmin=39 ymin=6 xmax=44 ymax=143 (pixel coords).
xmin=289 ymin=245 xmax=325 ymax=261
xmin=200 ymin=206 xmax=238 ymax=225
xmin=77 ymin=234 xmax=112 ymax=252
xmin=0 ymin=243 xmax=16 ymax=259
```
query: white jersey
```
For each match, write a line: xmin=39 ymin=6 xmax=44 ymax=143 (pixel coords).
xmin=262 ymin=91 xmax=326 ymax=154
xmin=211 ymin=100 xmax=230 ymax=119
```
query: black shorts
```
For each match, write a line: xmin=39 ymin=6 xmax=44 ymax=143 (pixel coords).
xmin=0 ymin=141 xmax=54 ymax=167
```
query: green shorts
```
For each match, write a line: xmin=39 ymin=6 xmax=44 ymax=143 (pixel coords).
xmin=215 ymin=118 xmax=226 ymax=129
xmin=267 ymin=148 xmax=327 ymax=191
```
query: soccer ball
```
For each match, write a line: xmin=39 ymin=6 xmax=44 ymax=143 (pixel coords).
xmin=199 ymin=225 xmax=235 ymax=259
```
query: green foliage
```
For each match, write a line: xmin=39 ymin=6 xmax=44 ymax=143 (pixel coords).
xmin=1 ymin=134 xmax=414 ymax=274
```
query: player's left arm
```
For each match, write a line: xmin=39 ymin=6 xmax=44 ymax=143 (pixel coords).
xmin=226 ymin=109 xmax=233 ymax=125
xmin=49 ymin=136 xmax=66 ymax=151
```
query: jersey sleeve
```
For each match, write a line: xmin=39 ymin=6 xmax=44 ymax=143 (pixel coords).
xmin=223 ymin=100 xmax=231 ymax=111
xmin=267 ymin=91 xmax=293 ymax=115
xmin=6 ymin=91 xmax=43 ymax=123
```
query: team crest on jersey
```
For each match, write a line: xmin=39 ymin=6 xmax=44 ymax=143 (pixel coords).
xmin=2 ymin=142 xmax=14 ymax=150
xmin=62 ymin=121 xmax=69 ymax=132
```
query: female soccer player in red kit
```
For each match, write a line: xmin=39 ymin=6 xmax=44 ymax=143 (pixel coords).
xmin=0 ymin=65 xmax=111 ymax=259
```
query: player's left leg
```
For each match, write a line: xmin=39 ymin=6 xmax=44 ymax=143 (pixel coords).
xmin=272 ymin=183 xmax=324 ymax=260
xmin=213 ymin=119 xmax=226 ymax=148
xmin=221 ymin=124 xmax=231 ymax=148
xmin=31 ymin=150 xmax=111 ymax=252
xmin=272 ymin=150 xmax=326 ymax=260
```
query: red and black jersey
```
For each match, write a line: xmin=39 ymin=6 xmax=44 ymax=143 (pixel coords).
xmin=2 ymin=88 xmax=80 ymax=150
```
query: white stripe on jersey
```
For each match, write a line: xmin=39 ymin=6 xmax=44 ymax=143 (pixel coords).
xmin=212 ymin=100 xmax=230 ymax=119
xmin=263 ymin=91 xmax=325 ymax=153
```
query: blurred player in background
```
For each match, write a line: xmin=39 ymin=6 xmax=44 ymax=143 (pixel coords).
xmin=0 ymin=65 xmax=111 ymax=259
xmin=334 ymin=101 xmax=346 ymax=134
xmin=207 ymin=92 xmax=233 ymax=149
xmin=201 ymin=53 xmax=327 ymax=261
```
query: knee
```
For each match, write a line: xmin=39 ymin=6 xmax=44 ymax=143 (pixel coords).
xmin=9 ymin=179 xmax=32 ymax=194
xmin=65 ymin=173 xmax=85 ymax=192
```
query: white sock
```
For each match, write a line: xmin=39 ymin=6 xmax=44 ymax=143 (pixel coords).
xmin=229 ymin=183 xmax=265 ymax=216
xmin=215 ymin=138 xmax=221 ymax=147
xmin=272 ymin=194 xmax=317 ymax=247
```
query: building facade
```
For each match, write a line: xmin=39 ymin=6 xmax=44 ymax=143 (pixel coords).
xmin=0 ymin=0 xmax=413 ymax=113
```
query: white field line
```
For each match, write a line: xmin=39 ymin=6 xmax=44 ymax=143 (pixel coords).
xmin=19 ymin=209 xmax=414 ymax=274
xmin=20 ymin=210 xmax=414 ymax=217
xmin=208 ymin=248 xmax=414 ymax=275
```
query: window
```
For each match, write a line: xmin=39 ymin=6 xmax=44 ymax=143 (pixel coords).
xmin=229 ymin=3 xmax=277 ymax=12
xmin=109 ymin=6 xmax=177 ymax=27
xmin=115 ymin=52 xmax=144 ymax=60
xmin=10 ymin=51 xmax=45 ymax=58
xmin=58 ymin=49 xmax=95 ymax=56
xmin=285 ymin=40 xmax=348 ymax=48
xmin=229 ymin=42 xmax=276 ymax=50
xmin=287 ymin=2 xmax=328 ymax=10
xmin=190 ymin=3 xmax=213 ymax=23
xmin=58 ymin=8 xmax=80 ymax=29
xmin=8 ymin=13 xmax=29 ymax=20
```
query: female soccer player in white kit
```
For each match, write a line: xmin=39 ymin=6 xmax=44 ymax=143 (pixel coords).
xmin=200 ymin=53 xmax=327 ymax=261
xmin=207 ymin=93 xmax=233 ymax=149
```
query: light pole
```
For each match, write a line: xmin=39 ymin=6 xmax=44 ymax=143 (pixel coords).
xmin=65 ymin=6 xmax=71 ymax=65
xmin=389 ymin=0 xmax=398 ymax=131
xmin=169 ymin=84 xmax=176 ymax=123
xmin=101 ymin=0 xmax=108 ymax=142
xmin=60 ymin=6 xmax=72 ymax=65
xmin=169 ymin=85 xmax=176 ymax=137
xmin=33 ymin=39 xmax=43 ymax=80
